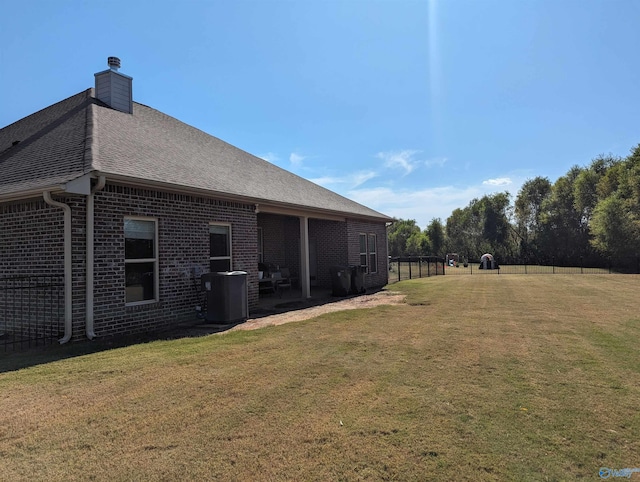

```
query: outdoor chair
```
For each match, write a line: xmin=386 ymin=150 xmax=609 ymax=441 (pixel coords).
xmin=272 ymin=269 xmax=292 ymax=297
xmin=280 ymin=267 xmax=298 ymax=288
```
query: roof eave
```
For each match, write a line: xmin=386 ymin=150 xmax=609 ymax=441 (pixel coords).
xmin=0 ymin=185 xmax=67 ymax=203
xmin=99 ymin=173 xmax=392 ymax=223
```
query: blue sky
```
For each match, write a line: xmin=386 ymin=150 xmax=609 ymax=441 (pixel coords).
xmin=1 ymin=0 xmax=639 ymax=229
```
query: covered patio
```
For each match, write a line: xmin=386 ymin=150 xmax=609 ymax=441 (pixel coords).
xmin=252 ymin=285 xmax=334 ymax=316
xmin=256 ymin=211 xmax=351 ymax=300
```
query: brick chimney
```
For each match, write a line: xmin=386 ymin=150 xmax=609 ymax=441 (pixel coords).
xmin=94 ymin=57 xmax=133 ymax=114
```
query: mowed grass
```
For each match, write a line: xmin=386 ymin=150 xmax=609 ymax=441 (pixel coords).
xmin=443 ymin=264 xmax=611 ymax=275
xmin=1 ymin=276 xmax=639 ymax=481
xmin=389 ymin=262 xmax=611 ymax=281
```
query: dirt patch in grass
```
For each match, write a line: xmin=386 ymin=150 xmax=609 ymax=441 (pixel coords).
xmin=234 ymin=289 xmax=406 ymax=331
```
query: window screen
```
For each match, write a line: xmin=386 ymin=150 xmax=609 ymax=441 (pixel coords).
xmin=210 ymin=224 xmax=231 ymax=272
xmin=124 ymin=218 xmax=157 ymax=304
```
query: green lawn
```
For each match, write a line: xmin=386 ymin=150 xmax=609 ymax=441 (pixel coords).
xmin=1 ymin=276 xmax=639 ymax=480
xmin=389 ymin=261 xmax=611 ymax=280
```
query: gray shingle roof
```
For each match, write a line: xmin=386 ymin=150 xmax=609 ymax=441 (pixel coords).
xmin=0 ymin=90 xmax=92 ymax=194
xmin=1 ymin=89 xmax=390 ymax=221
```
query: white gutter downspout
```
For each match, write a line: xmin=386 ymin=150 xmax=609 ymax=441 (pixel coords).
xmin=43 ymin=191 xmax=73 ymax=344
xmin=86 ymin=175 xmax=106 ymax=340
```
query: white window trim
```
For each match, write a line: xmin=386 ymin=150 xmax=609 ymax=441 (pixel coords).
xmin=369 ymin=233 xmax=378 ymax=274
xmin=209 ymin=222 xmax=232 ymax=271
xmin=359 ymin=233 xmax=368 ymax=272
xmin=124 ymin=216 xmax=159 ymax=306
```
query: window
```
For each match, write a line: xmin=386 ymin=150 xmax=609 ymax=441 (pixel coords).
xmin=124 ymin=218 xmax=158 ymax=304
xmin=359 ymin=233 xmax=368 ymax=270
xmin=210 ymin=223 xmax=231 ymax=272
xmin=368 ymin=234 xmax=378 ymax=274
xmin=257 ymin=227 xmax=263 ymax=263
xmin=358 ymin=232 xmax=377 ymax=274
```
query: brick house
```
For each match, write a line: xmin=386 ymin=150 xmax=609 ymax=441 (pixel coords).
xmin=0 ymin=58 xmax=391 ymax=343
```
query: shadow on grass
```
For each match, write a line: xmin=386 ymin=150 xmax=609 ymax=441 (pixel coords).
xmin=0 ymin=288 xmax=384 ymax=374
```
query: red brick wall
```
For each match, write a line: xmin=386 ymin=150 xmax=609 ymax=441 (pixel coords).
xmin=0 ymin=195 xmax=87 ymax=339
xmin=346 ymin=219 xmax=389 ymax=289
xmin=258 ymin=216 xmax=388 ymax=289
xmin=257 ymin=213 xmax=301 ymax=278
xmin=283 ymin=217 xmax=301 ymax=277
xmin=0 ymin=199 xmax=66 ymax=276
xmin=258 ymin=213 xmax=286 ymax=269
xmin=1 ymin=189 xmax=388 ymax=341
xmin=92 ymin=184 xmax=259 ymax=338
xmin=309 ymin=219 xmax=348 ymax=288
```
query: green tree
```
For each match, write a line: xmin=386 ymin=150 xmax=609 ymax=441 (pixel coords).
xmin=538 ymin=166 xmax=589 ymax=264
xmin=425 ymin=218 xmax=445 ymax=256
xmin=590 ymin=195 xmax=640 ymax=257
xmin=406 ymin=231 xmax=431 ymax=256
xmin=445 ymin=207 xmax=475 ymax=259
xmin=481 ymin=193 xmax=512 ymax=250
xmin=445 ymin=193 xmax=514 ymax=261
xmin=574 ymin=155 xmax=619 ymax=228
xmin=387 ymin=219 xmax=421 ymax=257
xmin=514 ymin=177 xmax=552 ymax=262
xmin=590 ymin=145 xmax=640 ymax=258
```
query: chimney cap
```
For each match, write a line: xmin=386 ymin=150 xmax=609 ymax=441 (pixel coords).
xmin=107 ymin=57 xmax=121 ymax=71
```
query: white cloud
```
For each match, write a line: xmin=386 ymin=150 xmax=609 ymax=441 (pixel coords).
xmin=424 ymin=157 xmax=448 ymax=168
xmin=260 ymin=152 xmax=279 ymax=163
xmin=483 ymin=177 xmax=512 ymax=186
xmin=340 ymin=174 xmax=527 ymax=229
xmin=347 ymin=185 xmax=482 ymax=228
xmin=351 ymin=170 xmax=378 ymax=187
xmin=310 ymin=176 xmax=343 ymax=186
xmin=310 ymin=170 xmax=378 ymax=189
xmin=290 ymin=152 xmax=306 ymax=166
xmin=376 ymin=150 xmax=420 ymax=175
xmin=305 ymin=160 xmax=529 ymax=229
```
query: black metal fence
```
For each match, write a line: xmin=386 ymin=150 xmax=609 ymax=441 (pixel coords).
xmin=388 ymin=256 xmax=640 ymax=282
xmin=0 ymin=275 xmax=64 ymax=352
xmin=388 ymin=256 xmax=446 ymax=282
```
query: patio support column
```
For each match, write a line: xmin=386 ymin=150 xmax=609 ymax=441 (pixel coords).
xmin=299 ymin=216 xmax=311 ymax=298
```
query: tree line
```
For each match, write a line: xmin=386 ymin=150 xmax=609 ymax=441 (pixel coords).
xmin=388 ymin=143 xmax=640 ymax=266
